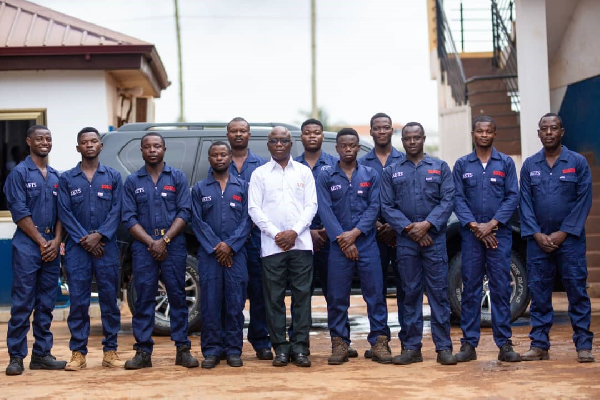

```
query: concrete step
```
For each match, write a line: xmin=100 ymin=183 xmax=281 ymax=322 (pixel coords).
xmin=586 ymin=233 xmax=600 ymax=250
xmin=590 ymin=200 xmax=600 ymax=217
xmin=586 ymin=216 xmax=600 ymax=234
xmin=493 ymin=140 xmax=521 ymax=156
xmin=593 ymin=183 xmax=600 ymax=199
xmin=586 ymin=251 xmax=600 ymax=267
xmin=588 ymin=266 xmax=600 ymax=284
xmin=590 ymin=166 xmax=600 ymax=178
xmin=471 ymin=103 xmax=515 ymax=116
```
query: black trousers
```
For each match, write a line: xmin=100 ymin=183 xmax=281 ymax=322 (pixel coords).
xmin=261 ymin=250 xmax=313 ymax=355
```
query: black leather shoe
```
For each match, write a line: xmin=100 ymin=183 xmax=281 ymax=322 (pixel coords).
xmin=201 ymin=356 xmax=220 ymax=369
xmin=456 ymin=342 xmax=477 ymax=363
xmin=293 ymin=353 xmax=311 ymax=367
xmin=124 ymin=350 xmax=152 ymax=370
xmin=347 ymin=346 xmax=358 ymax=358
xmin=226 ymin=355 xmax=243 ymax=367
xmin=364 ymin=349 xmax=372 ymax=358
xmin=256 ymin=348 xmax=274 ymax=360
xmin=498 ymin=342 xmax=521 ymax=362
xmin=29 ymin=353 xmax=67 ymax=370
xmin=393 ymin=349 xmax=423 ymax=365
xmin=436 ymin=350 xmax=457 ymax=365
xmin=6 ymin=357 xmax=24 ymax=376
xmin=176 ymin=345 xmax=199 ymax=368
xmin=272 ymin=353 xmax=289 ymax=367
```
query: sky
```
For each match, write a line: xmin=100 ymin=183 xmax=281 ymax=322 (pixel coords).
xmin=35 ymin=0 xmax=438 ymax=131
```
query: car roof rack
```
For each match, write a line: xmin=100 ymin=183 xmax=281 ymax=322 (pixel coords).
xmin=116 ymin=122 xmax=300 ymax=132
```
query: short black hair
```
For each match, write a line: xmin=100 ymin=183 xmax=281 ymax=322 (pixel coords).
xmin=336 ymin=128 xmax=359 ymax=142
xmin=472 ymin=116 xmax=496 ymax=132
xmin=227 ymin=117 xmax=250 ymax=131
xmin=401 ymin=122 xmax=425 ymax=136
xmin=301 ymin=118 xmax=323 ymax=131
xmin=141 ymin=131 xmax=165 ymax=147
xmin=370 ymin=112 xmax=392 ymax=128
xmin=538 ymin=112 xmax=563 ymax=129
xmin=27 ymin=124 xmax=49 ymax=138
xmin=77 ymin=126 xmax=100 ymax=142
xmin=208 ymin=140 xmax=231 ymax=155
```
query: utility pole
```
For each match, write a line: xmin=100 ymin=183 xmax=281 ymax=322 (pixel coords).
xmin=310 ymin=0 xmax=318 ymax=119
xmin=174 ymin=0 xmax=185 ymax=122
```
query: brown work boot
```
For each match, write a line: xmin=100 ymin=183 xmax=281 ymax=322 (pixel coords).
xmin=577 ymin=349 xmax=595 ymax=363
xmin=328 ymin=337 xmax=349 ymax=365
xmin=521 ymin=347 xmax=549 ymax=361
xmin=371 ymin=335 xmax=393 ymax=364
xmin=102 ymin=350 xmax=125 ymax=368
xmin=65 ymin=351 xmax=87 ymax=371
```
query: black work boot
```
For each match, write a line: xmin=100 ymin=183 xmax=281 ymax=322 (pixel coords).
xmin=455 ymin=342 xmax=477 ymax=363
xmin=124 ymin=350 xmax=152 ymax=370
xmin=498 ymin=342 xmax=521 ymax=362
xmin=29 ymin=353 xmax=67 ymax=370
xmin=328 ymin=337 xmax=349 ymax=365
xmin=393 ymin=349 xmax=423 ymax=365
xmin=436 ymin=350 xmax=457 ymax=365
xmin=347 ymin=346 xmax=359 ymax=358
xmin=201 ymin=356 xmax=220 ymax=369
xmin=6 ymin=357 xmax=24 ymax=376
xmin=226 ymin=355 xmax=243 ymax=367
xmin=176 ymin=345 xmax=199 ymax=368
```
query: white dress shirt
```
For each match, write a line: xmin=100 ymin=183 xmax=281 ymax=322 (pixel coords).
xmin=248 ymin=157 xmax=318 ymax=257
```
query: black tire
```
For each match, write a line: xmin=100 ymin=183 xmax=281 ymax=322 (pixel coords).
xmin=447 ymin=250 xmax=530 ymax=327
xmin=126 ymin=254 xmax=202 ymax=335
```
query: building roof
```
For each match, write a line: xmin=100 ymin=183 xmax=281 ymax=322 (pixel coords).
xmin=0 ymin=0 xmax=169 ymax=97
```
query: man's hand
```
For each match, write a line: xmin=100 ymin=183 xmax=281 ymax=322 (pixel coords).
xmin=480 ymin=234 xmax=499 ymax=249
xmin=548 ymin=231 xmax=567 ymax=248
xmin=90 ymin=243 xmax=106 ymax=259
xmin=418 ymin=234 xmax=433 ymax=247
xmin=336 ymin=228 xmax=361 ymax=251
xmin=472 ymin=220 xmax=498 ymax=239
xmin=377 ymin=223 xmax=396 ymax=247
xmin=342 ymin=243 xmax=359 ymax=260
xmin=310 ymin=229 xmax=327 ymax=252
xmin=214 ymin=242 xmax=233 ymax=266
xmin=41 ymin=239 xmax=60 ymax=262
xmin=275 ymin=230 xmax=298 ymax=252
xmin=80 ymin=232 xmax=103 ymax=252
xmin=148 ymin=239 xmax=168 ymax=261
xmin=406 ymin=221 xmax=431 ymax=242
xmin=533 ymin=232 xmax=559 ymax=253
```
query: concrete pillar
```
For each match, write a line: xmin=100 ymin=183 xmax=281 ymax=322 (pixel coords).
xmin=516 ymin=0 xmax=551 ymax=158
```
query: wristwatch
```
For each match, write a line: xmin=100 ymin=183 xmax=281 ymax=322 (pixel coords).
xmin=162 ymin=235 xmax=171 ymax=245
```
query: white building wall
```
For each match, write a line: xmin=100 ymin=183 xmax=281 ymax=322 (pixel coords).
xmin=0 ymin=70 xmax=111 ymax=171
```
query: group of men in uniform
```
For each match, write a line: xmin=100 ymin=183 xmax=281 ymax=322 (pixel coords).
xmin=3 ymin=112 xmax=594 ymax=375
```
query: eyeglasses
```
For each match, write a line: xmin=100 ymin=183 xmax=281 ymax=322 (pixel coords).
xmin=267 ymin=138 xmax=292 ymax=145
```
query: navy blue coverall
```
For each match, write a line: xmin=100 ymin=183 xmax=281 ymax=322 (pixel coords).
xmin=520 ymin=146 xmax=594 ymax=351
xmin=317 ymin=163 xmax=389 ymax=346
xmin=381 ymin=155 xmax=455 ymax=352
xmin=358 ymin=147 xmax=404 ymax=340
xmin=453 ymin=148 xmax=519 ymax=348
xmin=122 ymin=163 xmax=192 ymax=353
xmin=3 ymin=156 xmax=61 ymax=359
xmin=57 ymin=163 xmax=122 ymax=355
xmin=192 ymin=173 xmax=252 ymax=357
xmin=229 ymin=150 xmax=271 ymax=351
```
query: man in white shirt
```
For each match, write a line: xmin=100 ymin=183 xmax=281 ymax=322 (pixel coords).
xmin=248 ymin=126 xmax=318 ymax=368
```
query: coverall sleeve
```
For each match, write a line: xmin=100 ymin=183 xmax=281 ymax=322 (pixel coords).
xmin=559 ymin=159 xmax=592 ymax=237
xmin=519 ymin=160 xmax=541 ymax=238
xmin=291 ymin=167 xmax=318 ymax=236
xmin=57 ymin=174 xmax=89 ymax=242
xmin=248 ymin=171 xmax=280 ymax=238
xmin=96 ymin=171 xmax=123 ymax=240
xmin=492 ymin=157 xmax=519 ymax=226
xmin=316 ymin=171 xmax=345 ymax=241
xmin=3 ymin=169 xmax=31 ymax=223
xmin=452 ymin=159 xmax=476 ymax=227
xmin=191 ymin=183 xmax=221 ymax=254
xmin=224 ymin=181 xmax=253 ymax=253
xmin=425 ymin=162 xmax=455 ymax=231
xmin=380 ymin=167 xmax=412 ymax=233
xmin=355 ymin=171 xmax=380 ymax=236
xmin=121 ymin=177 xmax=140 ymax=230
xmin=174 ymin=171 xmax=192 ymax=224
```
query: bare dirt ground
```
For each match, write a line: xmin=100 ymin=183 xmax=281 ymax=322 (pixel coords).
xmin=1 ymin=293 xmax=599 ymax=399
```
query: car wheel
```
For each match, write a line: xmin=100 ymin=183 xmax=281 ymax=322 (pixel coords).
xmin=126 ymin=254 xmax=202 ymax=335
xmin=448 ymin=250 xmax=529 ymax=327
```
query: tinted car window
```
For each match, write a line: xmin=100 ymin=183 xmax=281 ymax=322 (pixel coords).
xmin=118 ymin=137 xmax=199 ymax=183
